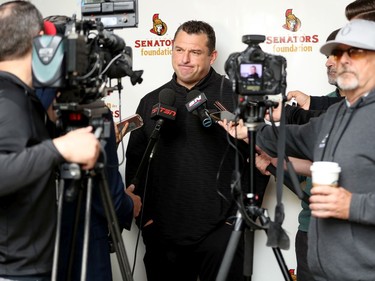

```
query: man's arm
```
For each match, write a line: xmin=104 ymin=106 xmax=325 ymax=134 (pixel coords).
xmin=256 ymin=120 xmax=318 ymax=162
xmin=284 ymin=105 xmax=326 ymax=125
xmin=287 ymin=90 xmax=344 ymax=111
xmin=309 ymin=96 xmax=344 ymax=110
xmin=125 ymin=99 xmax=152 ymax=228
xmin=0 ymin=127 xmax=99 ymax=196
xmin=102 ymin=112 xmax=141 ymax=230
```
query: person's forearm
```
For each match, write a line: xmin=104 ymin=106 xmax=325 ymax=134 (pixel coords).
xmin=309 ymin=96 xmax=344 ymax=110
xmin=0 ymin=140 xmax=62 ymax=196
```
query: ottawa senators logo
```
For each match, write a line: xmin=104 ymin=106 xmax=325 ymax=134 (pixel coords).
xmin=150 ymin=14 xmax=167 ymax=36
xmin=282 ymin=9 xmax=301 ymax=32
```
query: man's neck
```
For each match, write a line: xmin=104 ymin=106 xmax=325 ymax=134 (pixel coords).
xmin=343 ymin=89 xmax=370 ymax=105
xmin=0 ymin=54 xmax=32 ymax=87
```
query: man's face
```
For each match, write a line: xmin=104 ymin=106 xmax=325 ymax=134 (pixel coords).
xmin=325 ymin=55 xmax=337 ymax=86
xmin=251 ymin=66 xmax=256 ymax=74
xmin=333 ymin=44 xmax=375 ymax=95
xmin=172 ymin=31 xmax=217 ymax=89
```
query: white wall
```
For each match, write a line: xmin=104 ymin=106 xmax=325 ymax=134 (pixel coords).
xmin=7 ymin=0 xmax=353 ymax=280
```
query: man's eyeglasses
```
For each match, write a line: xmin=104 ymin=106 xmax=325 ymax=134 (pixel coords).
xmin=330 ymin=47 xmax=368 ymax=60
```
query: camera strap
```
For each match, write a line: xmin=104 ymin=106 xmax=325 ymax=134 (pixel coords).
xmin=266 ymin=102 xmax=290 ymax=250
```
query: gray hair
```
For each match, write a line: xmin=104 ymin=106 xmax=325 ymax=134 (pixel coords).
xmin=0 ymin=0 xmax=43 ymax=61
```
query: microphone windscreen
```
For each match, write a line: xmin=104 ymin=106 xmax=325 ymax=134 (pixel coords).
xmin=159 ymin=88 xmax=176 ymax=106
xmin=185 ymin=90 xmax=208 ymax=112
xmin=43 ymin=21 xmax=57 ymax=35
xmin=186 ymin=89 xmax=201 ymax=101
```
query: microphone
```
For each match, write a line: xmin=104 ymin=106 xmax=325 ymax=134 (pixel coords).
xmin=43 ymin=21 xmax=57 ymax=35
xmin=185 ymin=90 xmax=212 ymax=127
xmin=151 ymin=88 xmax=177 ymax=125
xmin=43 ymin=20 xmax=66 ymax=36
xmin=131 ymin=88 xmax=176 ymax=186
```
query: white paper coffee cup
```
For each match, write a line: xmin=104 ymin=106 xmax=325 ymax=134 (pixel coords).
xmin=310 ymin=161 xmax=341 ymax=187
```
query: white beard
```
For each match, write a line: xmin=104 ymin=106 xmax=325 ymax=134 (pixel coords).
xmin=337 ymin=73 xmax=359 ymax=91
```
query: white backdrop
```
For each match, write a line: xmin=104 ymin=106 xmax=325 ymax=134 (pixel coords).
xmin=11 ymin=0 xmax=353 ymax=280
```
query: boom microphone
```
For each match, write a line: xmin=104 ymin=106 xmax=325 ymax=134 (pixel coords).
xmin=185 ymin=90 xmax=212 ymax=127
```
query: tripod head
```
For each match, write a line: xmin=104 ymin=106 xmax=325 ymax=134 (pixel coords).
xmin=54 ymin=100 xmax=112 ymax=202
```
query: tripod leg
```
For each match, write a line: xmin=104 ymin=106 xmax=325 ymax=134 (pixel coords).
xmin=80 ymin=177 xmax=93 ymax=281
xmin=52 ymin=180 xmax=65 ymax=281
xmin=259 ymin=213 xmax=293 ymax=281
xmin=216 ymin=212 xmax=244 ymax=281
xmin=243 ymin=228 xmax=254 ymax=279
xmin=97 ymin=166 xmax=134 ymax=281
xmin=272 ymin=247 xmax=293 ymax=281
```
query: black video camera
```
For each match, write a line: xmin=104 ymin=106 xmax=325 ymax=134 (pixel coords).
xmin=32 ymin=14 xmax=143 ymax=104
xmin=225 ymin=35 xmax=287 ymax=97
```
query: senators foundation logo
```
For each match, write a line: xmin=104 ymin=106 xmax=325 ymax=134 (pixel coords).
xmin=282 ymin=9 xmax=301 ymax=32
xmin=150 ymin=14 xmax=167 ymax=36
xmin=134 ymin=13 xmax=172 ymax=56
xmin=264 ymin=9 xmax=320 ymax=54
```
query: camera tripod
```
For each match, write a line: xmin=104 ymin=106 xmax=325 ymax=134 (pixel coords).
xmin=51 ymin=102 xmax=133 ymax=281
xmin=51 ymin=160 xmax=133 ymax=281
xmin=216 ymin=96 xmax=297 ymax=281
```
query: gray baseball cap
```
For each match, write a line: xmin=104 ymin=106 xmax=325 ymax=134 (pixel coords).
xmin=320 ymin=19 xmax=375 ymax=56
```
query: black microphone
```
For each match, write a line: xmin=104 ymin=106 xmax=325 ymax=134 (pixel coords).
xmin=151 ymin=88 xmax=177 ymax=125
xmin=131 ymin=88 xmax=176 ymax=186
xmin=185 ymin=90 xmax=212 ymax=127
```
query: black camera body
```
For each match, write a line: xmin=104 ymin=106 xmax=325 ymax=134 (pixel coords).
xmin=225 ymin=35 xmax=287 ymax=96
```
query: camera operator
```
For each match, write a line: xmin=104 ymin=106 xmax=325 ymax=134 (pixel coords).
xmin=0 ymin=1 xmax=100 ymax=280
xmin=35 ymin=15 xmax=142 ymax=281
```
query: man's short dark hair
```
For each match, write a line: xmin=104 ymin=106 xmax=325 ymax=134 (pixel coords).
xmin=0 ymin=0 xmax=43 ymax=61
xmin=345 ymin=0 xmax=375 ymax=20
xmin=326 ymin=29 xmax=340 ymax=42
xmin=173 ymin=20 xmax=216 ymax=55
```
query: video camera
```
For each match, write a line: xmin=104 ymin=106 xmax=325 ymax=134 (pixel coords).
xmin=31 ymin=2 xmax=143 ymax=137
xmin=225 ymin=35 xmax=287 ymax=97
xmin=32 ymin=1 xmax=142 ymax=105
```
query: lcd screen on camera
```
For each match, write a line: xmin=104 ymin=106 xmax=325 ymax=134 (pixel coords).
xmin=240 ymin=63 xmax=262 ymax=79
xmin=239 ymin=63 xmax=262 ymax=92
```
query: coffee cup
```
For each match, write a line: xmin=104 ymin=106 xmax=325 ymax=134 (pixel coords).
xmin=310 ymin=161 xmax=341 ymax=187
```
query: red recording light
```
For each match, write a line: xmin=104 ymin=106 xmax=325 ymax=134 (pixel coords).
xmin=69 ymin=113 xmax=83 ymax=121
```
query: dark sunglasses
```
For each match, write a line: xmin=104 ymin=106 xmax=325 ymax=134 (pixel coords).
xmin=331 ymin=47 xmax=368 ymax=60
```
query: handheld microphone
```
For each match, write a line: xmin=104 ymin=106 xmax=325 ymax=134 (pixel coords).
xmin=185 ymin=90 xmax=212 ymax=127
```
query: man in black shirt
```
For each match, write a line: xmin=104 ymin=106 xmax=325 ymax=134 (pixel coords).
xmin=126 ymin=20 xmax=269 ymax=281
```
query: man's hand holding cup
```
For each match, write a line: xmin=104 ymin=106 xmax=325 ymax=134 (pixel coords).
xmin=309 ymin=161 xmax=352 ymax=220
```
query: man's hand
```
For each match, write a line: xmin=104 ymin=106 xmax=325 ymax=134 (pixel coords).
xmin=125 ymin=184 xmax=142 ymax=218
xmin=114 ymin=122 xmax=129 ymax=145
xmin=265 ymin=102 xmax=282 ymax=122
xmin=53 ymin=126 xmax=100 ymax=170
xmin=218 ymin=119 xmax=249 ymax=142
xmin=255 ymin=146 xmax=277 ymax=176
xmin=309 ymin=186 xmax=352 ymax=219
xmin=287 ymin=90 xmax=311 ymax=109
